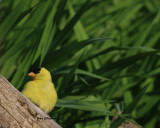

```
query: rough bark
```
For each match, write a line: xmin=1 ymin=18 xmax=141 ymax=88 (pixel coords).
xmin=0 ymin=75 xmax=61 ymax=128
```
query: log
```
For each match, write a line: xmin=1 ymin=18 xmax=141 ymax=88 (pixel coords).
xmin=0 ymin=75 xmax=61 ymax=128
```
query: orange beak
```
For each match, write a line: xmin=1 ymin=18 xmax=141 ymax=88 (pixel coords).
xmin=28 ymin=72 xmax=36 ymax=77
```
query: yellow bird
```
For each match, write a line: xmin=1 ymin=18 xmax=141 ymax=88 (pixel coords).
xmin=22 ymin=67 xmax=57 ymax=113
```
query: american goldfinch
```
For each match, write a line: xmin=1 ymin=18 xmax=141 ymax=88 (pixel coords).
xmin=22 ymin=67 xmax=57 ymax=113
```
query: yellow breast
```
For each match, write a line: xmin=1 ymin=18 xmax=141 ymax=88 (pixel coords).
xmin=22 ymin=80 xmax=57 ymax=113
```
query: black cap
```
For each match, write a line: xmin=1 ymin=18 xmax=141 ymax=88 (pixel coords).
xmin=31 ymin=67 xmax=41 ymax=74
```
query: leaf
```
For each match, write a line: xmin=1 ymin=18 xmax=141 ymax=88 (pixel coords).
xmin=33 ymin=0 xmax=59 ymax=65
xmin=51 ymin=0 xmax=91 ymax=47
xmin=98 ymin=50 xmax=160 ymax=77
xmin=110 ymin=82 xmax=151 ymax=128
xmin=68 ymin=0 xmax=88 ymax=41
xmin=57 ymin=50 xmax=85 ymax=96
xmin=0 ymin=0 xmax=31 ymax=42
xmin=56 ymin=99 xmax=127 ymax=117
xmin=45 ymin=37 xmax=114 ymax=67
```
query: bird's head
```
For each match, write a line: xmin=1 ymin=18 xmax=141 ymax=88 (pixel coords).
xmin=28 ymin=67 xmax=52 ymax=81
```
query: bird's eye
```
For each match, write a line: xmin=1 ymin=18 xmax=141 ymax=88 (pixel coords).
xmin=32 ymin=67 xmax=41 ymax=74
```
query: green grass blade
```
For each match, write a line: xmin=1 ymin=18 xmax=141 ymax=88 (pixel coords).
xmin=57 ymin=51 xmax=84 ymax=96
xmin=110 ymin=82 xmax=151 ymax=128
xmin=52 ymin=0 xmax=91 ymax=47
xmin=45 ymin=37 xmax=114 ymax=67
xmin=0 ymin=0 xmax=31 ymax=42
xmin=33 ymin=0 xmax=59 ymax=65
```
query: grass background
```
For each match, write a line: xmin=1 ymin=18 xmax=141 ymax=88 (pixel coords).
xmin=0 ymin=0 xmax=160 ymax=127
